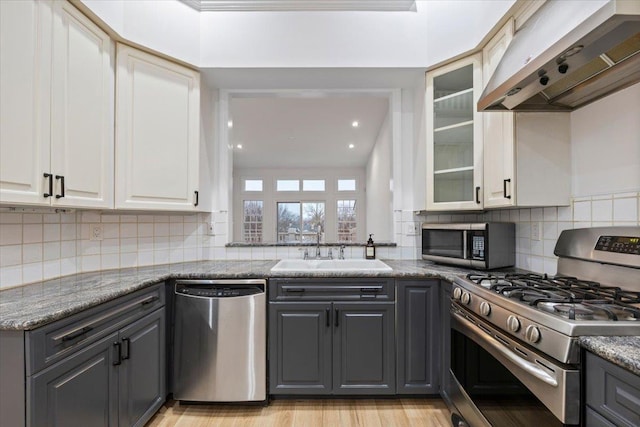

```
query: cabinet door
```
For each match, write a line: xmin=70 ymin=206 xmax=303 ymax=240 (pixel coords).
xmin=0 ymin=0 xmax=51 ymax=205
xmin=115 ymin=43 xmax=200 ymax=211
xmin=50 ymin=1 xmax=114 ymax=208
xmin=269 ymin=302 xmax=332 ymax=394
xmin=333 ymin=302 xmax=395 ymax=394
xmin=29 ymin=332 xmax=118 ymax=427
xmin=397 ymin=280 xmax=439 ymax=394
xmin=426 ymin=53 xmax=483 ymax=211
xmin=482 ymin=19 xmax=516 ymax=208
xmin=118 ymin=308 xmax=166 ymax=427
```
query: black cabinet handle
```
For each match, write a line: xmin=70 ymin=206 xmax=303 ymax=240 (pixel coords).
xmin=113 ymin=342 xmax=122 ymax=366
xmin=140 ymin=296 xmax=159 ymax=307
xmin=360 ymin=287 xmax=381 ymax=293
xmin=55 ymin=175 xmax=65 ymax=199
xmin=503 ymin=179 xmax=511 ymax=199
xmin=326 ymin=308 xmax=330 ymax=327
xmin=335 ymin=309 xmax=339 ymax=327
xmin=475 ymin=186 xmax=481 ymax=204
xmin=61 ymin=326 xmax=92 ymax=342
xmin=194 ymin=190 xmax=199 ymax=207
xmin=43 ymin=173 xmax=53 ymax=198
xmin=121 ymin=338 xmax=130 ymax=360
xmin=285 ymin=288 xmax=305 ymax=293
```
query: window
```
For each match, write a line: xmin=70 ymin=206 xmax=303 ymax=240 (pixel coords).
xmin=243 ymin=201 xmax=263 ymax=243
xmin=338 ymin=179 xmax=356 ymax=191
xmin=337 ymin=200 xmax=357 ymax=242
xmin=244 ymin=179 xmax=263 ymax=192
xmin=277 ymin=180 xmax=299 ymax=191
xmin=303 ymin=179 xmax=325 ymax=191
xmin=277 ymin=201 xmax=325 ymax=242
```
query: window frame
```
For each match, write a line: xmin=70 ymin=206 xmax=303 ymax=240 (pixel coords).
xmin=234 ymin=169 xmax=365 ymax=243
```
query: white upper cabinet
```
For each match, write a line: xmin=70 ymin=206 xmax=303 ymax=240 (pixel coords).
xmin=482 ymin=19 xmax=516 ymax=208
xmin=115 ymin=44 xmax=201 ymax=211
xmin=50 ymin=1 xmax=114 ymax=208
xmin=1 ymin=0 xmax=52 ymax=205
xmin=426 ymin=53 xmax=484 ymax=211
xmin=0 ymin=0 xmax=114 ymax=208
xmin=482 ymin=19 xmax=570 ymax=208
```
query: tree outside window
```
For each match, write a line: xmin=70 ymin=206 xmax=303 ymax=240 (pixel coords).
xmin=277 ymin=202 xmax=325 ymax=242
xmin=337 ymin=199 xmax=357 ymax=242
xmin=243 ymin=200 xmax=263 ymax=243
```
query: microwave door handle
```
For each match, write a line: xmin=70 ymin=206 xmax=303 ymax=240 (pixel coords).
xmin=462 ymin=230 xmax=468 ymax=259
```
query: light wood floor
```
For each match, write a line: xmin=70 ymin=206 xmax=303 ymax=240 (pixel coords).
xmin=147 ymin=398 xmax=451 ymax=427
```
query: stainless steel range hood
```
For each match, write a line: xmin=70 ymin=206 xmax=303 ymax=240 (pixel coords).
xmin=478 ymin=0 xmax=640 ymax=112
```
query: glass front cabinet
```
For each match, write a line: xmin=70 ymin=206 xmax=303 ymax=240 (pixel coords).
xmin=426 ymin=53 xmax=483 ymax=211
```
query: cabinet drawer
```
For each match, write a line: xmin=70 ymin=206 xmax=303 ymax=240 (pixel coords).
xmin=586 ymin=352 xmax=640 ymax=427
xmin=27 ymin=284 xmax=164 ymax=375
xmin=269 ymin=278 xmax=394 ymax=302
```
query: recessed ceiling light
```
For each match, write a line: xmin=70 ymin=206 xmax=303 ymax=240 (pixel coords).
xmin=348 ymin=144 xmax=355 ymax=149
xmin=227 ymin=120 xmax=233 ymax=128
xmin=352 ymin=121 xmax=359 ymax=128
xmin=236 ymin=144 xmax=243 ymax=149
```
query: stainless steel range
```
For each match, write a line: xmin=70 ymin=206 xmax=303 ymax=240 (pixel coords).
xmin=447 ymin=227 xmax=640 ymax=427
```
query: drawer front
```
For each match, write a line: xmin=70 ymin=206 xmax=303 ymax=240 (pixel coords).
xmin=586 ymin=406 xmax=616 ymax=427
xmin=269 ymin=278 xmax=394 ymax=302
xmin=27 ymin=284 xmax=165 ymax=375
xmin=586 ymin=352 xmax=640 ymax=427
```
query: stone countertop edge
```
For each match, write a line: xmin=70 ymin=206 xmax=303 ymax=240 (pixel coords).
xmin=0 ymin=259 xmax=520 ymax=332
xmin=580 ymin=336 xmax=640 ymax=376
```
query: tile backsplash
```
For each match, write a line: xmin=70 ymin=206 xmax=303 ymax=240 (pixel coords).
xmin=1 ymin=191 xmax=638 ymax=289
xmin=0 ymin=211 xmax=211 ymax=289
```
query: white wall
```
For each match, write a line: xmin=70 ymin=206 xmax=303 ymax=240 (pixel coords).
xmin=80 ymin=0 xmax=200 ymax=65
xmin=571 ymin=83 xmax=640 ymax=198
xmin=366 ymin=111 xmax=393 ymax=242
xmin=425 ymin=0 xmax=515 ymax=67
xmin=81 ymin=0 xmax=512 ymax=69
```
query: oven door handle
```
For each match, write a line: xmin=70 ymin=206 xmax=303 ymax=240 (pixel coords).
xmin=452 ymin=311 xmax=558 ymax=387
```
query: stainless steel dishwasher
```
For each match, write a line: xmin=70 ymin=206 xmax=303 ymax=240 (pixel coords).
xmin=173 ymin=279 xmax=266 ymax=402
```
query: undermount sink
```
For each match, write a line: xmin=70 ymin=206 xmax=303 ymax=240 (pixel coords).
xmin=270 ymin=258 xmax=392 ymax=272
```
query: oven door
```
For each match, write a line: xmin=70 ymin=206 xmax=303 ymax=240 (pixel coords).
xmin=449 ymin=304 xmax=581 ymax=427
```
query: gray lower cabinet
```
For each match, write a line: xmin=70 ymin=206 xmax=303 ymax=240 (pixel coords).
xmin=29 ymin=332 xmax=119 ymax=427
xmin=585 ymin=351 xmax=640 ymax=427
xmin=396 ymin=279 xmax=440 ymax=394
xmin=1 ymin=284 xmax=166 ymax=427
xmin=269 ymin=302 xmax=333 ymax=394
xmin=117 ymin=308 xmax=166 ymax=427
xmin=269 ymin=278 xmax=395 ymax=395
xmin=333 ymin=302 xmax=395 ymax=394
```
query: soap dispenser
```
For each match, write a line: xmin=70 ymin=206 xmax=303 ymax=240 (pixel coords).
xmin=365 ymin=234 xmax=376 ymax=259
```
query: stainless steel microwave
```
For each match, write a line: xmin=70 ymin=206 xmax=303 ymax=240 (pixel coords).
xmin=421 ymin=223 xmax=515 ymax=270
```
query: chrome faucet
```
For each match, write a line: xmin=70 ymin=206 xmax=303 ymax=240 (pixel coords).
xmin=339 ymin=245 xmax=345 ymax=260
xmin=315 ymin=225 xmax=322 ymax=258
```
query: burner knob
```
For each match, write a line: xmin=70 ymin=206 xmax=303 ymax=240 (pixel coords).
xmin=507 ymin=315 xmax=521 ymax=332
xmin=452 ymin=287 xmax=463 ymax=301
xmin=461 ymin=291 xmax=471 ymax=305
xmin=480 ymin=301 xmax=491 ymax=316
xmin=525 ymin=325 xmax=541 ymax=343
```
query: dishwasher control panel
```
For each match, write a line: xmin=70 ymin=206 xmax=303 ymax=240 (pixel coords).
xmin=176 ymin=282 xmax=264 ymax=298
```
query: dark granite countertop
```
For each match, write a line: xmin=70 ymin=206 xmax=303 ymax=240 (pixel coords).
xmin=580 ymin=336 xmax=640 ymax=376
xmin=0 ymin=259 xmax=480 ymax=331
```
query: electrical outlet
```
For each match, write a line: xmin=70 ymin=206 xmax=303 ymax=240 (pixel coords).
xmin=404 ymin=222 xmax=419 ymax=236
xmin=531 ymin=221 xmax=541 ymax=241
xmin=90 ymin=224 xmax=103 ymax=241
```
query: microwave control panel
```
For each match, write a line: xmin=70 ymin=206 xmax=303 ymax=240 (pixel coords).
xmin=471 ymin=235 xmax=485 ymax=260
